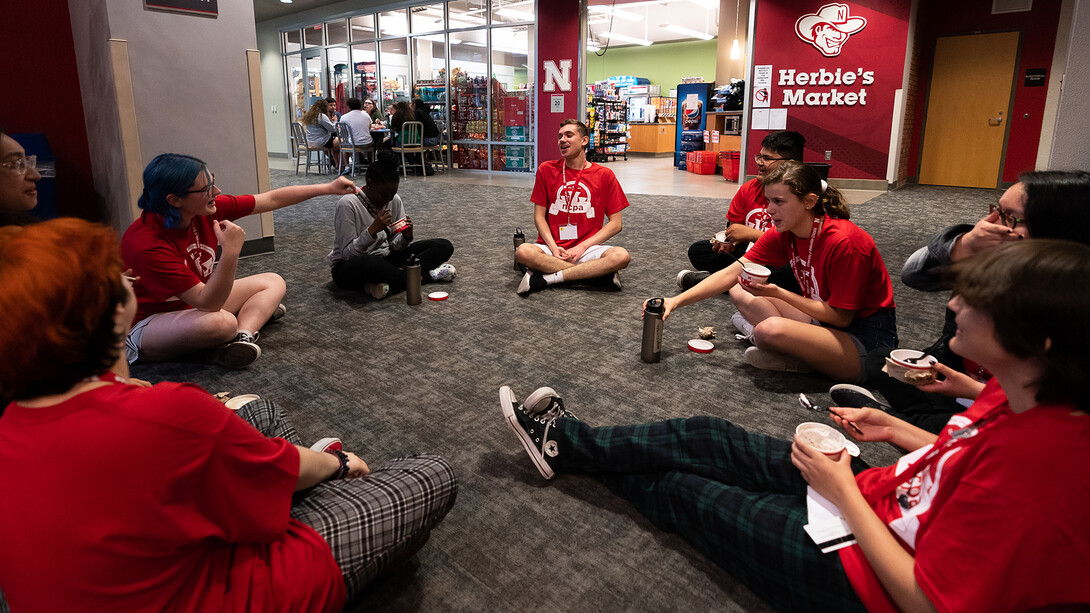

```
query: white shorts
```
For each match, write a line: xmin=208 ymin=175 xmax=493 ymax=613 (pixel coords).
xmin=529 ymin=242 xmax=615 ymax=264
xmin=125 ymin=312 xmax=169 ymax=364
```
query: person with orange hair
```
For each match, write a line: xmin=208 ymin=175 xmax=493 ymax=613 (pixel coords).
xmin=0 ymin=219 xmax=457 ymax=613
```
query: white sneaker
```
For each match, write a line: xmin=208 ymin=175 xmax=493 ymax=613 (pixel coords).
xmin=744 ymin=346 xmax=814 ymax=373
xmin=365 ymin=282 xmax=390 ymax=300
xmin=676 ymin=269 xmax=710 ymax=291
xmin=429 ymin=263 xmax=457 ymax=282
xmin=732 ymin=312 xmax=755 ymax=342
xmin=223 ymin=394 xmax=262 ymax=411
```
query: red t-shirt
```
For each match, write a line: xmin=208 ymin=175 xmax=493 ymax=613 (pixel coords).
xmin=744 ymin=216 xmax=894 ymax=318
xmin=839 ymin=379 xmax=1090 ymax=612
xmin=530 ymin=159 xmax=630 ymax=249
xmin=121 ymin=195 xmax=256 ymax=322
xmin=0 ymin=382 xmax=345 ymax=613
xmin=726 ymin=177 xmax=771 ymax=232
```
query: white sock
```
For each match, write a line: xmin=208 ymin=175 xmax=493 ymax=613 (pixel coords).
xmin=543 ymin=271 xmax=564 ymax=285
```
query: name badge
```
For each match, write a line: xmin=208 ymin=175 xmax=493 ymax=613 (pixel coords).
xmin=559 ymin=224 xmax=578 ymax=240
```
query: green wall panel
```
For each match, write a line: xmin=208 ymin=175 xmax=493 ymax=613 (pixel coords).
xmin=586 ymin=39 xmax=717 ymax=91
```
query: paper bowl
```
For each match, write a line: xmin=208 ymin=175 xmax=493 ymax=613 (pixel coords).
xmin=883 ymin=349 xmax=936 ymax=385
xmin=740 ymin=263 xmax=771 ymax=286
xmin=687 ymin=339 xmax=714 ymax=353
xmin=795 ymin=422 xmax=847 ymax=456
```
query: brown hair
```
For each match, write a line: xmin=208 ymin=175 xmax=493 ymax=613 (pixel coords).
xmin=560 ymin=119 xmax=589 ymax=139
xmin=0 ymin=219 xmax=127 ymax=400
xmin=952 ymin=239 xmax=1090 ymax=410
xmin=761 ymin=160 xmax=850 ymax=220
xmin=301 ymin=99 xmax=330 ymax=125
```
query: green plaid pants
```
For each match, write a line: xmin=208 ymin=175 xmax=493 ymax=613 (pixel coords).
xmin=553 ymin=415 xmax=867 ymax=612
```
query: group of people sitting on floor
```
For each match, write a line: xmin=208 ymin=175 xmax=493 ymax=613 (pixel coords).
xmin=2 ymin=118 xmax=1089 ymax=611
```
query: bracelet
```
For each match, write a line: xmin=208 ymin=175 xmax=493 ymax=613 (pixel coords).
xmin=329 ymin=449 xmax=350 ymax=480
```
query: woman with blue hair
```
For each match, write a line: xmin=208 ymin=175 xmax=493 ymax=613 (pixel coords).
xmin=121 ymin=153 xmax=355 ymax=368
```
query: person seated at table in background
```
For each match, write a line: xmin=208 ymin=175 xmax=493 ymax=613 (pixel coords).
xmin=122 ymin=153 xmax=355 ymax=369
xmin=0 ymin=126 xmax=42 ymax=227
xmin=324 ymin=96 xmax=341 ymax=121
xmin=302 ymin=99 xmax=341 ymax=173
xmin=328 ymin=151 xmax=455 ymax=300
xmin=500 ymin=238 xmax=1090 ymax=613
xmin=515 ymin=119 xmax=630 ymax=296
xmin=677 ymin=131 xmax=807 ymax=341
xmin=389 ymin=101 xmax=414 ymax=145
xmin=832 ymin=169 xmax=1090 ymax=432
xmin=0 ymin=218 xmax=458 ymax=613
xmin=660 ymin=161 xmax=896 ymax=380
xmin=411 ymin=97 xmax=442 ymax=147
xmin=363 ymin=98 xmax=384 ymax=125
xmin=338 ymin=97 xmax=374 ymax=172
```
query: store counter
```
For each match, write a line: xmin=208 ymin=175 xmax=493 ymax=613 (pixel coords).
xmin=628 ymin=123 xmax=675 ymax=155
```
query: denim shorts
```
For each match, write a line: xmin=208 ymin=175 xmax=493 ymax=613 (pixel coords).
xmin=821 ymin=307 xmax=898 ymax=357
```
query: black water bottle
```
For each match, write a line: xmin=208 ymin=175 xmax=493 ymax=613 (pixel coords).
xmin=642 ymin=298 xmax=664 ymax=363
xmin=513 ymin=228 xmax=526 ymax=272
xmin=405 ymin=256 xmax=422 ymax=305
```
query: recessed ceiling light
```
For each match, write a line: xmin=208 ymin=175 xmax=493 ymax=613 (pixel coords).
xmin=660 ymin=23 xmax=714 ymax=40
xmin=280 ymin=0 xmax=293 ymax=4
xmin=601 ymin=31 xmax=653 ymax=46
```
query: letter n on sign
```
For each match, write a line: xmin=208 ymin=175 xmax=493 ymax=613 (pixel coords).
xmin=543 ymin=60 xmax=573 ymax=92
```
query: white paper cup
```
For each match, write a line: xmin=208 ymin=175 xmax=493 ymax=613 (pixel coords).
xmin=795 ymin=422 xmax=847 ymax=457
xmin=740 ymin=263 xmax=771 ymax=286
xmin=884 ymin=349 xmax=936 ymax=385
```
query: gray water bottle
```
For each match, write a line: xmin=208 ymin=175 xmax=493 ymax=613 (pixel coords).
xmin=406 ymin=256 xmax=422 ymax=305
xmin=642 ymin=298 xmax=664 ymax=363
xmin=513 ymin=227 xmax=526 ymax=272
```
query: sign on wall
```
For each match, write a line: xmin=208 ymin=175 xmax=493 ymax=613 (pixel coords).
xmin=748 ymin=0 xmax=910 ymax=180
xmin=144 ymin=0 xmax=218 ymax=17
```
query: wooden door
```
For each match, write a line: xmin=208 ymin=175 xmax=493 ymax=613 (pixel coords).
xmin=919 ymin=32 xmax=1019 ymax=188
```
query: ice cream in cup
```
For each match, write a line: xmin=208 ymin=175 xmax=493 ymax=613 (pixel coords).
xmin=740 ymin=263 xmax=771 ymax=286
xmin=884 ymin=349 xmax=937 ymax=385
xmin=795 ymin=422 xmax=848 ymax=457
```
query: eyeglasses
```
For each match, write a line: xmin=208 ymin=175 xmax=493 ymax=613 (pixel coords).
xmin=989 ymin=202 xmax=1025 ymax=229
xmin=0 ymin=155 xmax=37 ymax=175
xmin=754 ymin=154 xmax=787 ymax=164
xmin=184 ymin=173 xmax=216 ymax=198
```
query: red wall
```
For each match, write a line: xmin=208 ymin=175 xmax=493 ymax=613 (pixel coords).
xmin=535 ymin=0 xmax=583 ymax=166
xmin=748 ymin=0 xmax=912 ymax=180
xmin=0 ymin=1 xmax=96 ymax=220
xmin=907 ymin=0 xmax=1061 ymax=182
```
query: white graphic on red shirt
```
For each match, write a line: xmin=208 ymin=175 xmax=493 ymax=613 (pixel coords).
xmin=886 ymin=413 xmax=975 ymax=549
xmin=548 ymin=180 xmax=596 ymax=219
xmin=745 ymin=208 xmax=772 ymax=232
xmin=187 ymin=242 xmax=217 ymax=279
xmin=788 ymin=252 xmax=821 ymax=300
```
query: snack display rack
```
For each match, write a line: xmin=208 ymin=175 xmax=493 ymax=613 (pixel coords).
xmin=587 ymin=98 xmax=628 ymax=162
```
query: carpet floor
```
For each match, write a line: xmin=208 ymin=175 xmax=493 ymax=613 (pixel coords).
xmin=132 ymin=168 xmax=996 ymax=612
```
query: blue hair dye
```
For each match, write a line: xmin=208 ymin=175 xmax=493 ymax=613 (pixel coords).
xmin=138 ymin=153 xmax=208 ymax=229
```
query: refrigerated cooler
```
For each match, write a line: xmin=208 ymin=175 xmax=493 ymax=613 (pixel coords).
xmin=674 ymin=82 xmax=714 ymax=168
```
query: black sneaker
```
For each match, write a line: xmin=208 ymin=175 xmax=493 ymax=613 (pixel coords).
xmin=676 ymin=269 xmax=710 ymax=291
xmin=213 ymin=332 xmax=261 ymax=369
xmin=516 ymin=271 xmax=548 ymax=296
xmin=499 ymin=385 xmax=577 ymax=479
xmin=829 ymin=384 xmax=890 ymax=410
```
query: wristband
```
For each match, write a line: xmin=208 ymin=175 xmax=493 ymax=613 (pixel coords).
xmin=329 ymin=449 xmax=350 ymax=480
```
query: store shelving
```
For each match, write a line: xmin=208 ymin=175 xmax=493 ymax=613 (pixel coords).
xmin=587 ymin=98 xmax=628 ymax=162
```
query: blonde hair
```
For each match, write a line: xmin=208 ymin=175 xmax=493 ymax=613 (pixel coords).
xmin=762 ymin=161 xmax=850 ymax=220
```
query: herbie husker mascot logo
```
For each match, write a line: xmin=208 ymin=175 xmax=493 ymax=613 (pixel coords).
xmin=795 ymin=3 xmax=867 ymax=57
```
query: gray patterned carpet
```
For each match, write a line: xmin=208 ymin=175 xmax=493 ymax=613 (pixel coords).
xmin=132 ymin=168 xmax=995 ymax=612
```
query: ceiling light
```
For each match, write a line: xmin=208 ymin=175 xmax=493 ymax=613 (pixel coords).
xmin=497 ymin=7 xmax=534 ymax=20
xmin=601 ymin=31 xmax=653 ymax=46
xmin=587 ymin=42 xmax=601 ymax=52
xmin=689 ymin=0 xmax=719 ymax=8
xmin=660 ymin=23 xmax=714 ymax=40
xmin=730 ymin=39 xmax=741 ymax=59
xmin=588 ymin=6 xmax=644 ymax=22
xmin=280 ymin=0 xmax=292 ymax=4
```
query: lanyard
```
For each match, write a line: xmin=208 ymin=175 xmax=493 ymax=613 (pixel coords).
xmin=186 ymin=223 xmax=205 ymax=276
xmin=789 ymin=215 xmax=824 ymax=300
xmin=560 ymin=162 xmax=587 ymax=226
xmin=871 ymin=405 xmax=1006 ymax=504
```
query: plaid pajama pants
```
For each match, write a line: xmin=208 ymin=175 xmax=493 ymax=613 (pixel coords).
xmin=552 ymin=415 xmax=866 ymax=612
xmin=238 ymin=399 xmax=458 ymax=599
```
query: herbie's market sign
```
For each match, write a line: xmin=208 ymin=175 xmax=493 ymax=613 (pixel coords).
xmin=778 ymin=67 xmax=874 ymax=106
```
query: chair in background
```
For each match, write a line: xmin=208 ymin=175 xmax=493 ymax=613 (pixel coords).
xmin=291 ymin=122 xmax=332 ymax=175
xmin=391 ymin=121 xmax=427 ymax=179
xmin=424 ymin=120 xmax=448 ymax=174
xmin=336 ymin=122 xmax=373 ymax=177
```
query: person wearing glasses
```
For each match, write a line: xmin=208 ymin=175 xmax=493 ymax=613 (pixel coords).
xmin=677 ymin=131 xmax=807 ymax=341
xmin=832 ymin=170 xmax=1090 ymax=432
xmin=500 ymin=239 xmax=1090 ymax=612
xmin=120 ymin=153 xmax=355 ymax=369
xmin=0 ymin=127 xmax=42 ymax=227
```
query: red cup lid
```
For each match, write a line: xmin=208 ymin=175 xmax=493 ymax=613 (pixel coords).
xmin=687 ymin=339 xmax=714 ymax=353
xmin=427 ymin=291 xmax=448 ymax=301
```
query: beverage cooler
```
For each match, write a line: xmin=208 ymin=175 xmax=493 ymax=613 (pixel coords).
xmin=674 ymin=82 xmax=713 ymax=168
